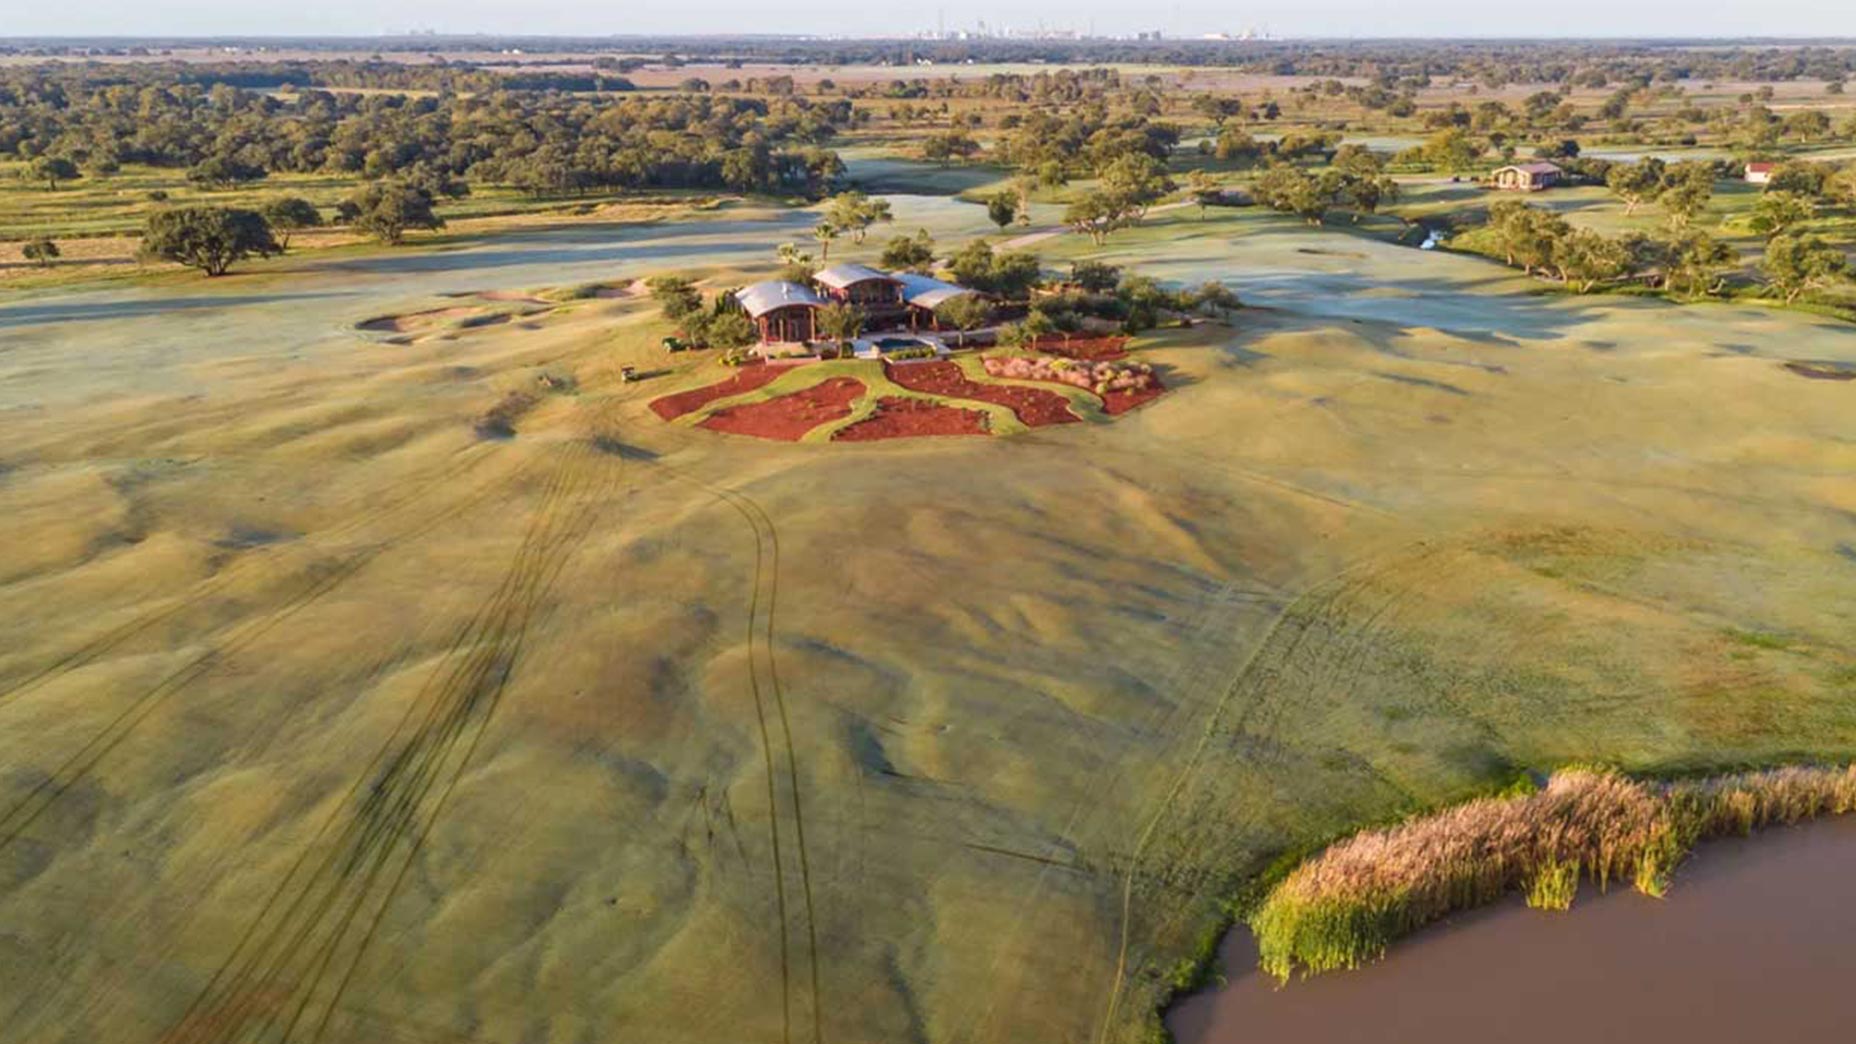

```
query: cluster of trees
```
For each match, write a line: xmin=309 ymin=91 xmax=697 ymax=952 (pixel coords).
xmin=920 ymin=131 xmax=982 ymax=165
xmin=1479 ymin=199 xmax=1852 ymax=302
xmin=1603 ymin=158 xmax=1725 ymax=226
xmin=645 ymin=276 xmax=757 ymax=349
xmin=811 ymin=191 xmax=893 ymax=259
xmin=1207 ymin=128 xmax=1339 ymax=167
xmin=1248 ymin=146 xmax=1400 ymax=224
xmin=0 ymin=69 xmax=852 ymax=198
xmin=130 ymin=176 xmax=452 ymax=276
xmin=878 ymin=229 xmax=936 ymax=273
xmin=992 ymin=108 xmax=1181 ymax=183
xmin=1061 ymin=154 xmax=1176 ymax=244
xmin=944 ymin=239 xmax=1043 ymax=299
xmin=838 ymin=68 xmax=1120 ymax=105
xmin=1005 ymin=260 xmax=1241 ymax=339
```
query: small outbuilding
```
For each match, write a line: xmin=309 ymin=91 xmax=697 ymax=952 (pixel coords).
xmin=733 ymin=280 xmax=826 ymax=344
xmin=1490 ymin=162 xmax=1564 ymax=192
xmin=1744 ymin=162 xmax=1775 ymax=185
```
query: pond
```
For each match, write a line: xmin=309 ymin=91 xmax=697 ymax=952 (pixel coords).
xmin=1169 ymin=816 xmax=1856 ymax=1044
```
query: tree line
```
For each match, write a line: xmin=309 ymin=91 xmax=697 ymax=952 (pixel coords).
xmin=1475 ymin=194 xmax=1851 ymax=304
xmin=1 ymin=69 xmax=851 ymax=198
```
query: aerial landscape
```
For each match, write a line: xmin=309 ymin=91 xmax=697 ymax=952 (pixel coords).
xmin=1 ymin=5 xmax=1854 ymax=1043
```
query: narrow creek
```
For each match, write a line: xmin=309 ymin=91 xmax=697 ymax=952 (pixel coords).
xmin=1169 ymin=816 xmax=1856 ymax=1044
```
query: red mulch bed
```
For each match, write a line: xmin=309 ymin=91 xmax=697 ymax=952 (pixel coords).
xmin=833 ymin=397 xmax=989 ymax=441
xmin=884 ymin=361 xmax=1078 ymax=428
xmin=697 ymin=377 xmax=865 ymax=441
xmin=1100 ymin=383 xmax=1167 ymax=415
xmin=649 ymin=363 xmax=785 ymax=421
xmin=1032 ymin=335 xmax=1129 ymax=360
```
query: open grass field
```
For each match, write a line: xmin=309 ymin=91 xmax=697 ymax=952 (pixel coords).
xmin=2 ymin=157 xmax=1854 ymax=1044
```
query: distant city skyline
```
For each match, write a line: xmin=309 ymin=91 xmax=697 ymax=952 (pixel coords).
xmin=7 ymin=2 xmax=1856 ymax=41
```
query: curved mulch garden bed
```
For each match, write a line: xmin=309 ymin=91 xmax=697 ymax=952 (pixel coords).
xmin=884 ymin=361 xmax=1079 ymax=427
xmin=649 ymin=363 xmax=785 ymax=421
xmin=833 ymin=397 xmax=989 ymax=441
xmin=1100 ymin=385 xmax=1167 ymax=415
xmin=697 ymin=377 xmax=866 ymax=441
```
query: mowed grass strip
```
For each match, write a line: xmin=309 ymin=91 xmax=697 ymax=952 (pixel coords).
xmin=1251 ymin=763 xmax=1856 ymax=981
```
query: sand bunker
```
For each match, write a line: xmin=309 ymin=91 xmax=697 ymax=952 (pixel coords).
xmin=478 ymin=289 xmax=553 ymax=304
xmin=356 ymin=306 xmax=484 ymax=335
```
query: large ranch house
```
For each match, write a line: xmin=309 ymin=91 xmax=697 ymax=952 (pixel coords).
xmin=732 ymin=264 xmax=989 ymax=353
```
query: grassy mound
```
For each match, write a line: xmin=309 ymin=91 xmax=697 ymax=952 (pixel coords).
xmin=1252 ymin=764 xmax=1856 ymax=981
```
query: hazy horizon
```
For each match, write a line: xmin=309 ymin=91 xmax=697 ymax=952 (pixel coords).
xmin=7 ymin=2 xmax=1856 ymax=43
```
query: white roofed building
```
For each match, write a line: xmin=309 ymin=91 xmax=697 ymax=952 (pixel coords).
xmin=732 ymin=280 xmax=827 ymax=343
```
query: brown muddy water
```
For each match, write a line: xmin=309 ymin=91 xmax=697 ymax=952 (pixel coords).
xmin=1168 ymin=817 xmax=1856 ymax=1044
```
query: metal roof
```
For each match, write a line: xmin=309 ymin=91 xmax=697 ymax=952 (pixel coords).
xmin=1499 ymin=162 xmax=1564 ymax=176
xmin=813 ymin=263 xmax=897 ymax=290
xmin=732 ymin=280 xmax=826 ymax=318
xmin=893 ymin=272 xmax=978 ymax=310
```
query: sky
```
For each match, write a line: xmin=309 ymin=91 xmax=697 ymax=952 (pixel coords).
xmin=5 ymin=2 xmax=1856 ymax=41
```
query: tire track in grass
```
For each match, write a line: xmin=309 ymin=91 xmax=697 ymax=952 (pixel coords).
xmin=948 ymin=576 xmax=1264 ymax=1044
xmin=1092 ymin=544 xmax=1446 ymax=1044
xmin=162 ymin=458 xmax=575 ymax=1044
xmin=582 ymin=412 xmax=818 ymax=1042
xmin=157 ymin=444 xmax=617 ymax=1044
xmin=726 ymin=484 xmax=826 ymax=1044
xmin=0 ymin=447 xmax=502 ymax=707
xmin=0 ymin=459 xmax=523 ymax=857
xmin=1125 ymin=549 xmax=1449 ymax=965
xmin=643 ymin=458 xmax=824 ymax=1044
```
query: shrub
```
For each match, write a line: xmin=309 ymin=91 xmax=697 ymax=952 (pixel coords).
xmin=474 ymin=391 xmax=538 ymax=439
xmin=22 ymin=236 xmax=59 ymax=267
xmin=705 ymin=311 xmax=758 ymax=349
xmin=982 ymin=353 xmax=1156 ymax=394
xmin=646 ymin=275 xmax=703 ymax=319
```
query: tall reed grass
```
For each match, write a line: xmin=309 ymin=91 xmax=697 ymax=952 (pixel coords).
xmin=1250 ymin=764 xmax=1856 ymax=981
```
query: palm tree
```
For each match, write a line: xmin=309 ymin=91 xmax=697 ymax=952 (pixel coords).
xmin=814 ymin=221 xmax=839 ymax=261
